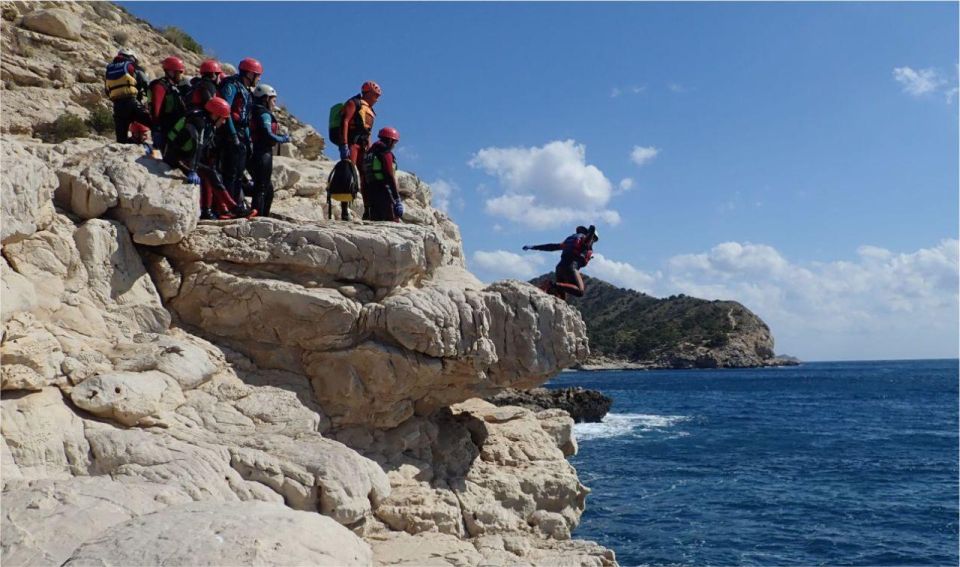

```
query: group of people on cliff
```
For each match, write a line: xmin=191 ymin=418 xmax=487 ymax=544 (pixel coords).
xmin=104 ymin=48 xmax=403 ymax=222
xmin=105 ymin=49 xmax=599 ymax=299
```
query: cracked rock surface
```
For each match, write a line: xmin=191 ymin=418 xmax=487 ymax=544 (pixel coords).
xmin=1 ymin=2 xmax=615 ymax=563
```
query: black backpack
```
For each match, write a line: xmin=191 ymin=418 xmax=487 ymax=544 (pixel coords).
xmin=326 ymin=159 xmax=360 ymax=219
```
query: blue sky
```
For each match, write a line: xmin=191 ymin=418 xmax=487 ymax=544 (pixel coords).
xmin=122 ymin=2 xmax=958 ymax=361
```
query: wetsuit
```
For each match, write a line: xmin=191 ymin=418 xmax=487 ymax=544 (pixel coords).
xmin=249 ymin=103 xmax=287 ymax=217
xmin=362 ymin=140 xmax=400 ymax=222
xmin=218 ymin=75 xmax=253 ymax=203
xmin=105 ymin=57 xmax=151 ymax=144
xmin=162 ymin=109 xmax=239 ymax=216
xmin=148 ymin=75 xmax=184 ymax=153
xmin=527 ymin=232 xmax=594 ymax=298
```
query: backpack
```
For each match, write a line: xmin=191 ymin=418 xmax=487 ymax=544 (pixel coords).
xmin=326 ymin=159 xmax=361 ymax=218
xmin=328 ymin=95 xmax=374 ymax=145
xmin=105 ymin=60 xmax=138 ymax=101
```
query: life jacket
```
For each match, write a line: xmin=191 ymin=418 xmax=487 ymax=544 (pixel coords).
xmin=148 ymin=76 xmax=185 ymax=124
xmin=326 ymin=159 xmax=361 ymax=213
xmin=219 ymin=75 xmax=252 ymax=134
xmin=166 ymin=109 xmax=210 ymax=158
xmin=362 ymin=141 xmax=396 ymax=185
xmin=250 ymin=104 xmax=279 ymax=148
xmin=561 ymin=233 xmax=592 ymax=268
xmin=186 ymin=77 xmax=220 ymax=110
xmin=328 ymin=95 xmax=376 ymax=145
xmin=104 ymin=59 xmax=138 ymax=101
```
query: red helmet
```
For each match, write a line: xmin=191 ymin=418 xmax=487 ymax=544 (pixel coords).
xmin=361 ymin=81 xmax=381 ymax=96
xmin=378 ymin=126 xmax=400 ymax=142
xmin=238 ymin=58 xmax=263 ymax=75
xmin=204 ymin=97 xmax=231 ymax=119
xmin=129 ymin=122 xmax=150 ymax=135
xmin=161 ymin=56 xmax=185 ymax=73
xmin=199 ymin=59 xmax=222 ymax=75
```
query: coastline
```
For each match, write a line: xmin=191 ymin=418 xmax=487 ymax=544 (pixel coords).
xmin=568 ymin=356 xmax=801 ymax=372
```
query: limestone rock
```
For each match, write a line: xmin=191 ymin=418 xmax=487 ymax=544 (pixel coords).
xmin=20 ymin=8 xmax=81 ymax=40
xmin=56 ymin=144 xmax=199 ymax=245
xmin=74 ymin=219 xmax=171 ymax=334
xmin=61 ymin=501 xmax=372 ymax=567
xmin=1 ymin=313 xmax=65 ymax=391
xmin=1 ymin=478 xmax=192 ymax=567
xmin=71 ymin=370 xmax=185 ymax=426
xmin=0 ymin=387 xmax=90 ymax=479
xmin=1 ymin=138 xmax=58 ymax=244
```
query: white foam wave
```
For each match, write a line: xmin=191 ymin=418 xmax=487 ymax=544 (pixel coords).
xmin=574 ymin=413 xmax=690 ymax=441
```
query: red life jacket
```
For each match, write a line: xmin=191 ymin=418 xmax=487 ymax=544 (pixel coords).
xmin=562 ymin=233 xmax=592 ymax=267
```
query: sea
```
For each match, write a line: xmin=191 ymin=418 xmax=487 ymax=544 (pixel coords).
xmin=547 ymin=360 xmax=959 ymax=567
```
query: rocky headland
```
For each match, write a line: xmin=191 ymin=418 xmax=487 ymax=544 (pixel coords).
xmin=538 ymin=275 xmax=800 ymax=370
xmin=1 ymin=2 xmax=616 ymax=565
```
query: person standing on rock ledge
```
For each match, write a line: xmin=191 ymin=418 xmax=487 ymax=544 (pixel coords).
xmin=524 ymin=225 xmax=600 ymax=299
xmin=332 ymin=81 xmax=381 ymax=219
xmin=249 ymin=84 xmax=291 ymax=218
xmin=362 ymin=127 xmax=403 ymax=222
xmin=218 ymin=57 xmax=262 ymax=213
xmin=104 ymin=47 xmax=151 ymax=144
xmin=186 ymin=60 xmax=224 ymax=111
xmin=148 ymin=56 xmax=187 ymax=154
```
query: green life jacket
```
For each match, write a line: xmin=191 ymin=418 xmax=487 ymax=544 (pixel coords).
xmin=363 ymin=142 xmax=397 ymax=183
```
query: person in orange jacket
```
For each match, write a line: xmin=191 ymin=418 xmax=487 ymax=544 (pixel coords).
xmin=337 ymin=81 xmax=380 ymax=218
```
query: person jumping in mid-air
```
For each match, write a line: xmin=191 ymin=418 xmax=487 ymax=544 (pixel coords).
xmin=523 ymin=225 xmax=599 ymax=299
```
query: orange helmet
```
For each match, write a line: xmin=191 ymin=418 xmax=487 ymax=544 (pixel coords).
xmin=361 ymin=81 xmax=381 ymax=96
xmin=199 ymin=59 xmax=222 ymax=75
xmin=161 ymin=56 xmax=185 ymax=73
xmin=378 ymin=126 xmax=399 ymax=142
xmin=204 ymin=97 xmax=231 ymax=119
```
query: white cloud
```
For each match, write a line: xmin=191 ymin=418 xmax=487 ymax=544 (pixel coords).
xmin=668 ymin=82 xmax=688 ymax=93
xmin=618 ymin=178 xmax=634 ymax=192
xmin=588 ymin=253 xmax=658 ymax=294
xmin=662 ymin=239 xmax=959 ymax=360
xmin=469 ymin=140 xmax=621 ymax=230
xmin=427 ymin=178 xmax=459 ymax=213
xmin=893 ymin=66 xmax=945 ymax=96
xmin=630 ymin=146 xmax=659 ymax=167
xmin=610 ymin=87 xmax=622 ymax=98
xmin=471 ymin=250 xmax=547 ymax=282
xmin=610 ymin=85 xmax=645 ymax=98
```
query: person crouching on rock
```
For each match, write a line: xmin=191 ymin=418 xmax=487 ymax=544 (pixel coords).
xmin=361 ymin=127 xmax=403 ymax=222
xmin=523 ymin=225 xmax=600 ymax=299
xmin=249 ymin=84 xmax=291 ymax=218
xmin=162 ymin=98 xmax=256 ymax=220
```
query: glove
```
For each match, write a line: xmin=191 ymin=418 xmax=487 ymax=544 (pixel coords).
xmin=393 ymin=200 xmax=404 ymax=219
xmin=186 ymin=171 xmax=201 ymax=185
xmin=338 ymin=144 xmax=350 ymax=161
xmin=522 ymin=245 xmax=531 ymax=251
xmin=143 ymin=143 xmax=153 ymax=156
xmin=279 ymin=135 xmax=291 ymax=144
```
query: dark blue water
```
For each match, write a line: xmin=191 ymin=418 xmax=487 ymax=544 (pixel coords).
xmin=548 ymin=360 xmax=959 ymax=566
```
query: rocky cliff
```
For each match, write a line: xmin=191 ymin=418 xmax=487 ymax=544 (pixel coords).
xmin=0 ymin=2 xmax=615 ymax=565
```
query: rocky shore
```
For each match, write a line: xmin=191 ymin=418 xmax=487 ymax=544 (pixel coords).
xmin=487 ymin=388 xmax=614 ymax=423
xmin=0 ymin=3 xmax=616 ymax=565
xmin=575 ymin=354 xmax=801 ymax=371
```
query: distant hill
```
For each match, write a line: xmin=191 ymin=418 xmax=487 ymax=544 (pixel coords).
xmin=532 ymin=274 xmax=797 ymax=369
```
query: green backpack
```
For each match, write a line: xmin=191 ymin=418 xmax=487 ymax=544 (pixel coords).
xmin=328 ymin=95 xmax=363 ymax=145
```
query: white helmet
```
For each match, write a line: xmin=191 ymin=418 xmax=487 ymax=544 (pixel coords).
xmin=253 ymin=84 xmax=277 ymax=99
xmin=117 ymin=47 xmax=138 ymax=62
